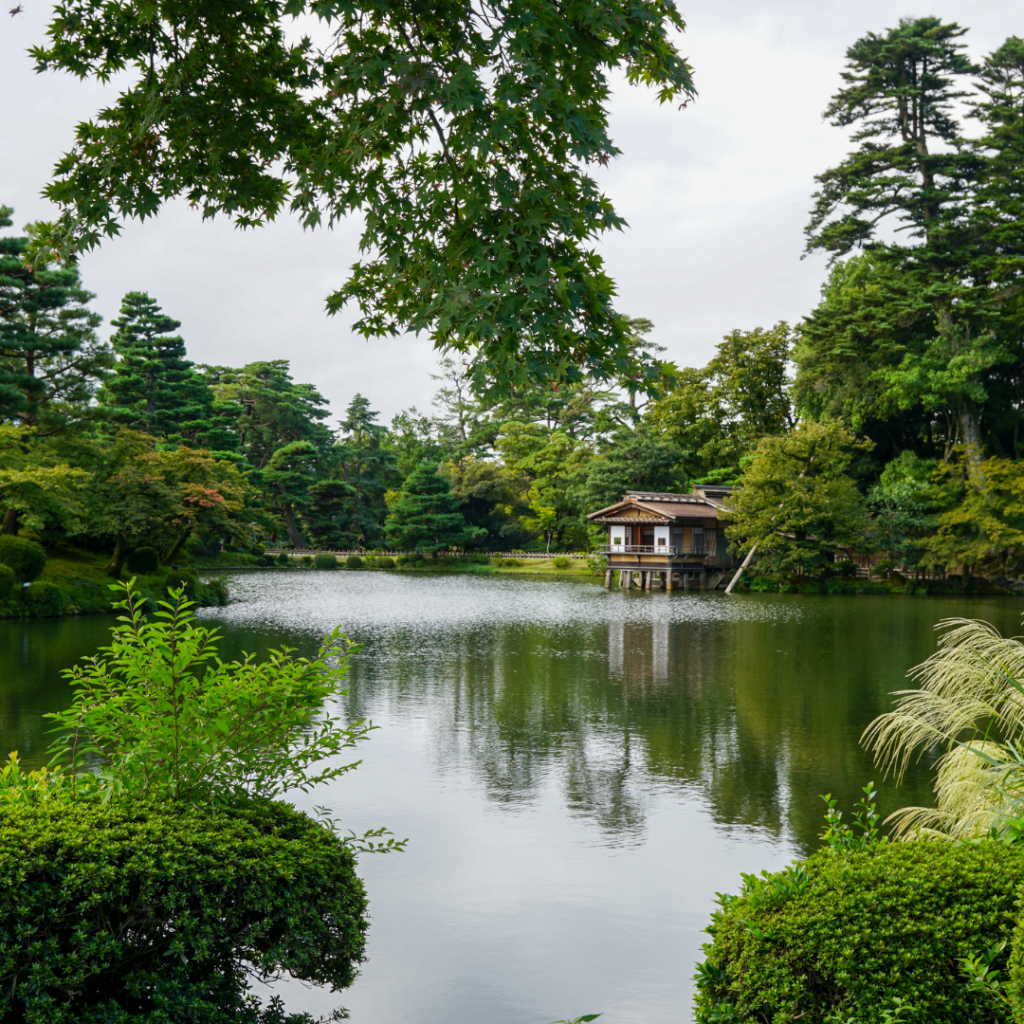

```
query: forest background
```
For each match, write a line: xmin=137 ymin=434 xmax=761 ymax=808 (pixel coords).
xmin=3 ymin=18 xmax=1024 ymax=594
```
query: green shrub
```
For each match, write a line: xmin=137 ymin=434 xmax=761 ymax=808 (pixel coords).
xmin=314 ymin=553 xmax=338 ymax=569
xmin=50 ymin=582 xmax=372 ymax=803
xmin=0 ymin=799 xmax=367 ymax=1024
xmin=377 ymin=556 xmax=395 ymax=568
xmin=552 ymin=556 xmax=573 ymax=570
xmin=164 ymin=568 xmax=200 ymax=601
xmin=276 ymin=551 xmax=292 ymax=566
xmin=199 ymin=576 xmax=230 ymax=607
xmin=361 ymin=555 xmax=378 ymax=568
xmin=500 ymin=557 xmax=523 ymax=568
xmin=0 ymin=564 xmax=14 ymax=601
xmin=21 ymin=580 xmax=65 ymax=616
xmin=300 ymin=555 xmax=314 ymax=567
xmin=346 ymin=554 xmax=363 ymax=569
xmin=126 ymin=546 xmax=160 ymax=574
xmin=255 ymin=554 xmax=275 ymax=567
xmin=695 ymin=840 xmax=1024 ymax=1023
xmin=0 ymin=535 xmax=46 ymax=582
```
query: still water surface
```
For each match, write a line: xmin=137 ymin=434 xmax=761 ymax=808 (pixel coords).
xmin=2 ymin=572 xmax=1023 ymax=1023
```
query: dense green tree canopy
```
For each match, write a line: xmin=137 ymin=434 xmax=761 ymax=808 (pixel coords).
xmin=800 ymin=18 xmax=1024 ymax=465
xmin=726 ymin=421 xmax=875 ymax=577
xmin=28 ymin=0 xmax=695 ymax=390
xmin=0 ymin=208 xmax=109 ymax=431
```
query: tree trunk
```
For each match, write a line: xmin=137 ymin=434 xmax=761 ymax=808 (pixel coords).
xmin=960 ymin=403 xmax=987 ymax=487
xmin=281 ymin=502 xmax=306 ymax=550
xmin=106 ymin=538 xmax=127 ymax=578
xmin=164 ymin=528 xmax=192 ymax=565
xmin=1 ymin=509 xmax=19 ymax=535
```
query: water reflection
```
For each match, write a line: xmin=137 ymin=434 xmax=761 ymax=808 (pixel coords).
xmin=3 ymin=574 xmax=1023 ymax=1023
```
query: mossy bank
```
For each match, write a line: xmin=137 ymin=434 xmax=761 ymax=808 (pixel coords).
xmin=0 ymin=542 xmax=230 ymax=619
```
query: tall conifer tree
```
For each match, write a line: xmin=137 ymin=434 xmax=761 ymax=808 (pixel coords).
xmin=98 ymin=292 xmax=214 ymax=442
xmin=0 ymin=207 xmax=109 ymax=431
xmin=801 ymin=18 xmax=1008 ymax=466
xmin=385 ymin=461 xmax=478 ymax=552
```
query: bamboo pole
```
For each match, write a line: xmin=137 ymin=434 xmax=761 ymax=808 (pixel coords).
xmin=724 ymin=544 xmax=758 ymax=595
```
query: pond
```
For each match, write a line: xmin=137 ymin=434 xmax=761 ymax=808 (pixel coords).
xmin=3 ymin=572 xmax=1023 ymax=1024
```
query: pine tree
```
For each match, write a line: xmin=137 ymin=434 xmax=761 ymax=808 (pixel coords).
xmin=262 ymin=440 xmax=319 ymax=549
xmin=98 ymin=292 xmax=214 ymax=442
xmin=201 ymin=361 xmax=331 ymax=468
xmin=0 ymin=208 xmax=109 ymax=431
xmin=328 ymin=394 xmax=396 ymax=546
xmin=385 ymin=461 xmax=478 ymax=552
xmin=802 ymin=18 xmax=1007 ymax=466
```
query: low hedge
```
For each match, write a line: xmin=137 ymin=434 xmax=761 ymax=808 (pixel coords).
xmin=695 ymin=840 xmax=1024 ymax=1023
xmin=314 ymin=553 xmax=338 ymax=569
xmin=0 ymin=798 xmax=368 ymax=1024
xmin=346 ymin=554 xmax=363 ymax=569
xmin=20 ymin=580 xmax=65 ymax=616
xmin=0 ymin=535 xmax=46 ymax=582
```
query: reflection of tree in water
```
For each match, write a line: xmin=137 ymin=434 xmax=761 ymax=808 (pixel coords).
xmin=346 ymin=605 xmax=939 ymax=853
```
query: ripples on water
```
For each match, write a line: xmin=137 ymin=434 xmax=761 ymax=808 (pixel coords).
xmin=5 ymin=571 xmax=1023 ymax=1023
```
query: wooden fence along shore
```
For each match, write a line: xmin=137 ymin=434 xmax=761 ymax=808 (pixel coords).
xmin=263 ymin=549 xmax=591 ymax=560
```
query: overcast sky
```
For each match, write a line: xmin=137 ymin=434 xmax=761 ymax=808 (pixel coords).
xmin=1 ymin=1 xmax=1020 ymax=425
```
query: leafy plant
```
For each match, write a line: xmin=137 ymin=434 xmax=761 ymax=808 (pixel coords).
xmin=819 ymin=782 xmax=889 ymax=854
xmin=46 ymin=582 xmax=382 ymax=814
xmin=552 ymin=556 xmax=573 ymax=570
xmin=314 ymin=553 xmax=338 ymax=569
xmin=346 ymin=554 xmax=363 ymax=569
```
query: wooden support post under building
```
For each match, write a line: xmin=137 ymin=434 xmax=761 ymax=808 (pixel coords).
xmin=700 ymin=570 xmax=707 ymax=590
xmin=666 ymin=571 xmax=673 ymax=592
xmin=604 ymin=569 xmax=612 ymax=588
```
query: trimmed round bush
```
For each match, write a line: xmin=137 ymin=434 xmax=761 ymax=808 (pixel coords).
xmin=126 ymin=546 xmax=160 ymax=574
xmin=21 ymin=580 xmax=65 ymax=616
xmin=199 ymin=576 xmax=230 ymax=607
xmin=0 ymin=535 xmax=46 ymax=583
xmin=696 ymin=840 xmax=1024 ymax=1023
xmin=346 ymin=555 xmax=363 ymax=569
xmin=165 ymin=568 xmax=200 ymax=601
xmin=377 ymin=556 xmax=395 ymax=569
xmin=0 ymin=799 xmax=367 ymax=1024
xmin=0 ymin=564 xmax=14 ymax=601
xmin=552 ymin=556 xmax=573 ymax=570
xmin=314 ymin=553 xmax=338 ymax=570
xmin=300 ymin=555 xmax=314 ymax=567
xmin=276 ymin=551 xmax=292 ymax=566
xmin=255 ymin=554 xmax=275 ymax=567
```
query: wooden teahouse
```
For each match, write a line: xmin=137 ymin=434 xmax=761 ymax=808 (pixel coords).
xmin=588 ymin=486 xmax=737 ymax=591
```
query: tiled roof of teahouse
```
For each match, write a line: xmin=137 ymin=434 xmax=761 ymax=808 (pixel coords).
xmin=587 ymin=492 xmax=726 ymax=522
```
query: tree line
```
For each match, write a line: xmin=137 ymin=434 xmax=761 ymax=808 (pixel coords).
xmin=5 ymin=17 xmax=1024 ymax=584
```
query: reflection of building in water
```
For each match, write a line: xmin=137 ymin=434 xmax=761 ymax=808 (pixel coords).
xmin=606 ymin=619 xmax=711 ymax=693
xmin=608 ymin=621 xmax=624 ymax=676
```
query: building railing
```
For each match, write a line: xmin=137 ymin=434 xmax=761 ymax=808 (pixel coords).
xmin=600 ymin=544 xmax=707 ymax=556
